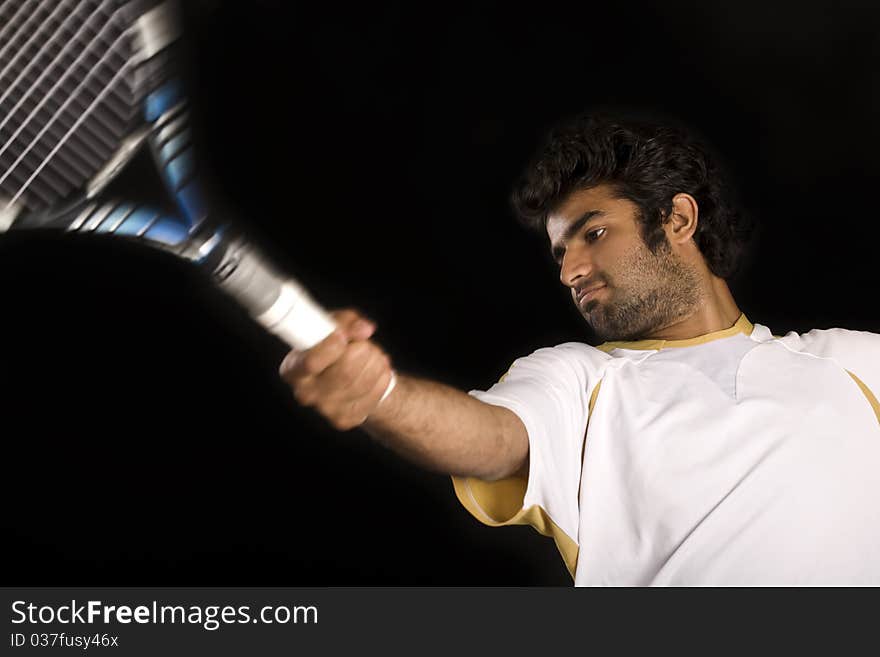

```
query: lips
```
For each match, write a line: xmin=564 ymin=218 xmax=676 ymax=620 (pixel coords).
xmin=576 ymin=284 xmax=606 ymax=309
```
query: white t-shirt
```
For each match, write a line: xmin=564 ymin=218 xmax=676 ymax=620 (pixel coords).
xmin=452 ymin=314 xmax=880 ymax=585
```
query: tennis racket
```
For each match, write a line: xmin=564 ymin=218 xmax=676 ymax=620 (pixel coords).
xmin=0 ymin=0 xmax=396 ymax=399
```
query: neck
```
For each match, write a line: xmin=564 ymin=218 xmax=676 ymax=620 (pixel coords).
xmin=644 ymin=275 xmax=741 ymax=341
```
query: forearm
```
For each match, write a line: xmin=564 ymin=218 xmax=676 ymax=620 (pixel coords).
xmin=363 ymin=374 xmax=528 ymax=481
xmin=278 ymin=312 xmax=527 ymax=480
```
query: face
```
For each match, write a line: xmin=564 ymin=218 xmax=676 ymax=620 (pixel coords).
xmin=546 ymin=185 xmax=703 ymax=341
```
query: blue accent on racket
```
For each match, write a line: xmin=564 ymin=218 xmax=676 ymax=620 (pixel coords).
xmin=145 ymin=81 xmax=183 ymax=122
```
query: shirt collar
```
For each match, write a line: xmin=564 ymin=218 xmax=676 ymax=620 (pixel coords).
xmin=596 ymin=313 xmax=754 ymax=352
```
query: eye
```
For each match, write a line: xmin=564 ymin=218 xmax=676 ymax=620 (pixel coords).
xmin=586 ymin=227 xmax=606 ymax=243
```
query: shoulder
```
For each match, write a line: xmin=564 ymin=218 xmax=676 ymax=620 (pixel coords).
xmin=776 ymin=326 xmax=880 ymax=356
xmin=508 ymin=341 xmax=612 ymax=372
xmin=490 ymin=342 xmax=612 ymax=389
xmin=774 ymin=326 xmax=880 ymax=391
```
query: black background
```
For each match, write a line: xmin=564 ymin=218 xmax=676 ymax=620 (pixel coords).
xmin=2 ymin=0 xmax=879 ymax=585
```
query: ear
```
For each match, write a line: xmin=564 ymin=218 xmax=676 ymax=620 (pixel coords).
xmin=664 ymin=193 xmax=699 ymax=246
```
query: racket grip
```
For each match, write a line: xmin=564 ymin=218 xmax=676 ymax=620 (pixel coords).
xmin=213 ymin=241 xmax=397 ymax=403
xmin=259 ymin=281 xmax=397 ymax=403
xmin=211 ymin=239 xmax=335 ymax=349
xmin=257 ymin=279 xmax=336 ymax=350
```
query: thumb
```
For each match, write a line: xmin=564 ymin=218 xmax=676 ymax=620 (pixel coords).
xmin=278 ymin=348 xmax=302 ymax=376
xmin=331 ymin=309 xmax=377 ymax=342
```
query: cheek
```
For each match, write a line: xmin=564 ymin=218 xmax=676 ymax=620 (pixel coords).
xmin=607 ymin=241 xmax=650 ymax=280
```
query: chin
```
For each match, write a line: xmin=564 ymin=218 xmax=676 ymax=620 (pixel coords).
xmin=586 ymin=309 xmax=639 ymax=342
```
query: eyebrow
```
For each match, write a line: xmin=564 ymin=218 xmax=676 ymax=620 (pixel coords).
xmin=550 ymin=209 xmax=606 ymax=261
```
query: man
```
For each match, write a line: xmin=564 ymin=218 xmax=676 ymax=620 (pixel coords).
xmin=279 ymin=113 xmax=880 ymax=585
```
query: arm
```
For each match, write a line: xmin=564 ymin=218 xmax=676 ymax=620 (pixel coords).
xmin=278 ymin=309 xmax=528 ymax=482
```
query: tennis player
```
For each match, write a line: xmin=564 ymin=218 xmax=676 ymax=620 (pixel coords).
xmin=279 ymin=113 xmax=880 ymax=585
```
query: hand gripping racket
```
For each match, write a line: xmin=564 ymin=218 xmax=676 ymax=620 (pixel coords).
xmin=0 ymin=0 xmax=396 ymax=400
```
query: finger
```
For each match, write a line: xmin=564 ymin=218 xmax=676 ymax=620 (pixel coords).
xmin=292 ymin=378 xmax=321 ymax=407
xmin=330 ymin=308 xmax=363 ymax=325
xmin=296 ymin=330 xmax=348 ymax=377
xmin=321 ymin=341 xmax=384 ymax=398
xmin=342 ymin=342 xmax=390 ymax=399
xmin=347 ymin=317 xmax=376 ymax=342
xmin=331 ymin=308 xmax=376 ymax=342
xmin=309 ymin=343 xmax=381 ymax=417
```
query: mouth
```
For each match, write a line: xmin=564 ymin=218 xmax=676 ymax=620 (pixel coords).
xmin=576 ymin=285 xmax=606 ymax=310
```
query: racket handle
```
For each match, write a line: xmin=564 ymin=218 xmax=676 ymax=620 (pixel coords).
xmin=257 ymin=279 xmax=336 ymax=350
xmin=214 ymin=240 xmax=397 ymax=403
xmin=259 ymin=281 xmax=397 ymax=403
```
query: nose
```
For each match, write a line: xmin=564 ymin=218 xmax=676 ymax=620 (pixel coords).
xmin=559 ymin=244 xmax=593 ymax=288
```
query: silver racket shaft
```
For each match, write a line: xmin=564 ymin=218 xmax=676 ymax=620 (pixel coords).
xmin=212 ymin=238 xmax=397 ymax=402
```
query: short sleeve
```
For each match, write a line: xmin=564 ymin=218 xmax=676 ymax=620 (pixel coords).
xmin=451 ymin=342 xmax=607 ymax=577
xmin=779 ymin=327 xmax=880 ymax=421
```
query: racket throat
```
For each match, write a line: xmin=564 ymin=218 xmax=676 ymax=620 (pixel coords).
xmin=86 ymin=127 xmax=153 ymax=200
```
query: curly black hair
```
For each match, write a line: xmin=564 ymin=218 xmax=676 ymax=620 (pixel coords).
xmin=510 ymin=112 xmax=755 ymax=279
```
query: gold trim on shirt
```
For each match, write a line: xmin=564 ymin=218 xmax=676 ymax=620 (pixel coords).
xmin=596 ymin=313 xmax=754 ymax=352
xmin=846 ymin=370 xmax=880 ymax=425
xmin=452 ymin=475 xmax=579 ymax=579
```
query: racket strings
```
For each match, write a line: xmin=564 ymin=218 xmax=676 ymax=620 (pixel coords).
xmin=0 ymin=1 xmax=131 ymax=152
xmin=0 ymin=0 xmax=148 ymax=213
xmin=0 ymin=0 xmax=41 ymax=60
xmin=0 ymin=1 xmax=118 ymax=128
xmin=0 ymin=0 xmax=72 ymax=85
